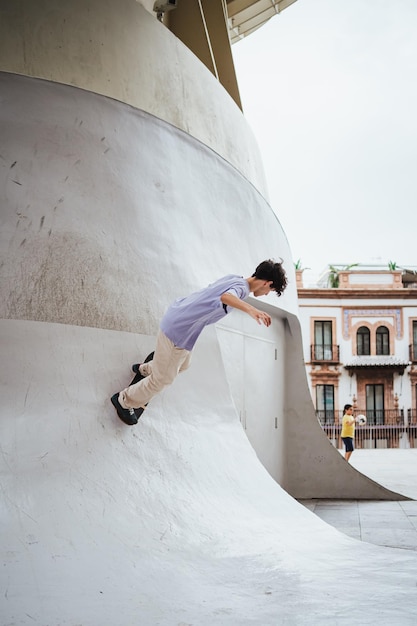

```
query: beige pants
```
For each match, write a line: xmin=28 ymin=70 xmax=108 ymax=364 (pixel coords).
xmin=119 ymin=330 xmax=192 ymax=409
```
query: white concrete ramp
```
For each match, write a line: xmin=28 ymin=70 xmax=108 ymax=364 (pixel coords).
xmin=1 ymin=318 xmax=417 ymax=625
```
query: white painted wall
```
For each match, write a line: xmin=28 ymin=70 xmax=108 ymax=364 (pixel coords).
xmin=217 ymin=306 xmax=286 ymax=482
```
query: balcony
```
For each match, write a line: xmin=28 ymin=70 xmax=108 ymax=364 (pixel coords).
xmin=409 ymin=344 xmax=417 ymax=362
xmin=310 ymin=344 xmax=340 ymax=363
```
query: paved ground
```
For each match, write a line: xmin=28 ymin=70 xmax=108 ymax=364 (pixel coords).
xmin=300 ymin=449 xmax=417 ymax=551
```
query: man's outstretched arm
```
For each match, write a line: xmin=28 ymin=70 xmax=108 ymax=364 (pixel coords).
xmin=220 ymin=293 xmax=271 ymax=327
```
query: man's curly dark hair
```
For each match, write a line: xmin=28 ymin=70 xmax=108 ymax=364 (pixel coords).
xmin=252 ymin=259 xmax=288 ymax=296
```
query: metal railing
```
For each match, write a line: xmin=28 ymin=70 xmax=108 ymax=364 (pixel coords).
xmin=310 ymin=344 xmax=340 ymax=362
xmin=320 ymin=423 xmax=415 ymax=449
xmin=317 ymin=410 xmax=416 ymax=449
xmin=316 ymin=410 xmax=344 ymax=424
xmin=407 ymin=409 xmax=417 ymax=424
xmin=316 ymin=409 xmax=404 ymax=425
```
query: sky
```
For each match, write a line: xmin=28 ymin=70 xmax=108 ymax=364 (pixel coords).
xmin=232 ymin=0 xmax=417 ymax=286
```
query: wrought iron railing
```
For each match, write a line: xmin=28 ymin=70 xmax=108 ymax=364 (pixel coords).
xmin=310 ymin=344 xmax=340 ymax=362
xmin=316 ymin=410 xmax=343 ymax=424
xmin=407 ymin=409 xmax=417 ymax=424
xmin=316 ymin=409 xmax=404 ymax=425
xmin=319 ymin=423 xmax=415 ymax=449
xmin=317 ymin=409 xmax=417 ymax=449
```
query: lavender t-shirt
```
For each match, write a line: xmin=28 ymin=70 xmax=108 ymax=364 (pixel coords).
xmin=160 ymin=274 xmax=249 ymax=350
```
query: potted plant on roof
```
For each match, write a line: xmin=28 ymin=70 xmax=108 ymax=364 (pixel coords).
xmin=294 ymin=259 xmax=309 ymax=288
xmin=327 ymin=263 xmax=358 ymax=288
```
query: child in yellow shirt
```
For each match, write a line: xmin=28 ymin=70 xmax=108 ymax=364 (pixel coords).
xmin=341 ymin=404 xmax=356 ymax=462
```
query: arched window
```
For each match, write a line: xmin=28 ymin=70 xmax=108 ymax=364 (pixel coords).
xmin=357 ymin=326 xmax=370 ymax=355
xmin=376 ymin=325 xmax=390 ymax=355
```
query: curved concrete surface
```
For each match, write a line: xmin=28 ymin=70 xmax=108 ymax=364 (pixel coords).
xmin=1 ymin=318 xmax=417 ymax=625
xmin=0 ymin=71 xmax=407 ymax=502
xmin=0 ymin=71 xmax=293 ymax=332
xmin=2 ymin=7 xmax=415 ymax=619
xmin=0 ymin=0 xmax=268 ymax=196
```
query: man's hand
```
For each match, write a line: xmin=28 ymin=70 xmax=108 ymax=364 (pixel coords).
xmin=248 ymin=307 xmax=271 ymax=327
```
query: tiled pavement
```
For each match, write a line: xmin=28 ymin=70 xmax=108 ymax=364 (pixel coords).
xmin=299 ymin=449 xmax=417 ymax=551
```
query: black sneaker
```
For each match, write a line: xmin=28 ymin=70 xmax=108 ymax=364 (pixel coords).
xmin=111 ymin=393 xmax=139 ymax=426
xmin=130 ymin=351 xmax=155 ymax=385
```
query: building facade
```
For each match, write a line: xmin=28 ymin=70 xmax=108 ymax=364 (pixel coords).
xmin=297 ymin=265 xmax=417 ymax=448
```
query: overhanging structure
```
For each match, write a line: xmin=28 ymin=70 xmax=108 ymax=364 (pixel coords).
xmin=227 ymin=0 xmax=298 ymax=42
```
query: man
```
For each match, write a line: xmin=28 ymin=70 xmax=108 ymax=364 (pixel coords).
xmin=341 ymin=404 xmax=356 ymax=461
xmin=111 ymin=259 xmax=287 ymax=425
